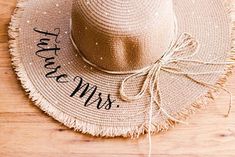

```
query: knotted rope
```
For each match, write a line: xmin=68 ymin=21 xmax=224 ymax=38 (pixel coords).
xmin=119 ymin=33 xmax=233 ymax=157
xmin=70 ymin=31 xmax=233 ymax=157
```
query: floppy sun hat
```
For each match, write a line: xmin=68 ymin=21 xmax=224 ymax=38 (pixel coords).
xmin=9 ymin=0 xmax=235 ymax=139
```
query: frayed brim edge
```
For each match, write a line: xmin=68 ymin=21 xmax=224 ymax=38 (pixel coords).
xmin=8 ymin=0 xmax=235 ymax=138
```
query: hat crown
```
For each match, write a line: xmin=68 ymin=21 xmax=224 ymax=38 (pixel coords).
xmin=71 ymin=0 xmax=176 ymax=71
xmin=72 ymin=0 xmax=169 ymax=36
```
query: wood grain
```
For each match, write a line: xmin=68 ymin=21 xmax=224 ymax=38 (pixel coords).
xmin=0 ymin=1 xmax=235 ymax=157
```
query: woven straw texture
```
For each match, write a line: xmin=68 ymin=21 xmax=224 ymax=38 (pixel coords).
xmin=71 ymin=0 xmax=175 ymax=72
xmin=8 ymin=0 xmax=235 ymax=137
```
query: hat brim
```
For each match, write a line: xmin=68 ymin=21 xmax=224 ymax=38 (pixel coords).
xmin=9 ymin=0 xmax=234 ymax=137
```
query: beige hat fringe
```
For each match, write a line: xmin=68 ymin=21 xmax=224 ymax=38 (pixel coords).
xmin=8 ymin=0 xmax=235 ymax=138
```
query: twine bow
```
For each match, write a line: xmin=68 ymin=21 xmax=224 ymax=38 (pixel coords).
xmin=119 ymin=33 xmax=233 ymax=157
xmin=70 ymin=27 xmax=233 ymax=157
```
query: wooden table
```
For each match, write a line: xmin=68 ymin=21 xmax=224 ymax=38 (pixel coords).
xmin=1 ymin=1 xmax=235 ymax=157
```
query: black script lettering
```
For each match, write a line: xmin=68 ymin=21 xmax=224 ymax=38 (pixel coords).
xmin=36 ymin=44 xmax=60 ymax=57
xmin=70 ymin=76 xmax=97 ymax=106
xmin=70 ymin=76 xmax=116 ymax=110
xmin=34 ymin=27 xmax=69 ymax=83
xmin=103 ymin=94 xmax=115 ymax=110
xmin=33 ymin=27 xmax=60 ymax=43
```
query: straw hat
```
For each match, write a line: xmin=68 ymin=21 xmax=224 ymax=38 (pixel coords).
xmin=9 ymin=0 xmax=235 ymax=138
